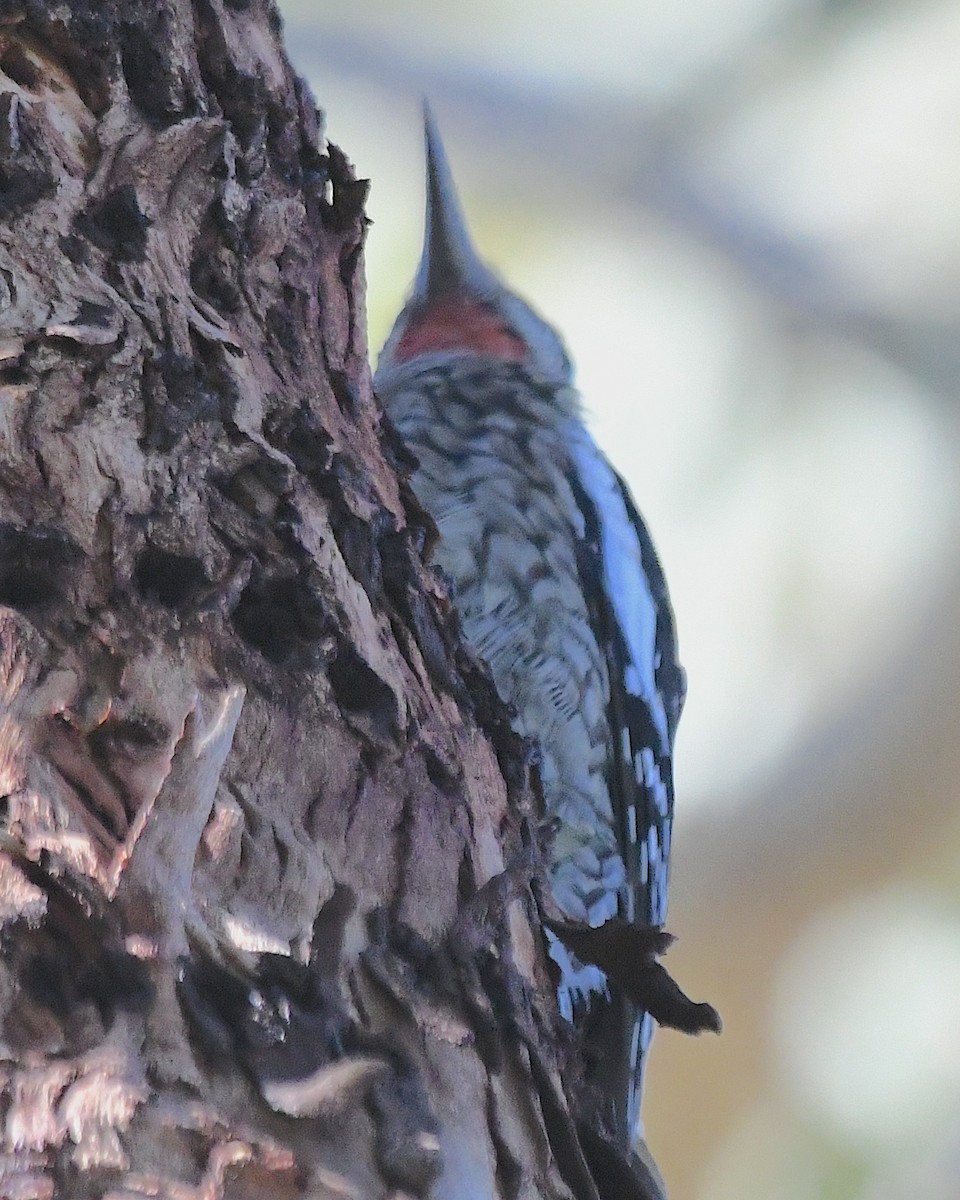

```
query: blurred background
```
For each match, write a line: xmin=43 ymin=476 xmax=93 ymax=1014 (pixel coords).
xmin=277 ymin=3 xmax=960 ymax=1196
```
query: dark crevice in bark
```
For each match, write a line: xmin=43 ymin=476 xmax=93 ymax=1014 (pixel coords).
xmin=485 ymin=1077 xmax=525 ymax=1200
xmin=0 ymin=524 xmax=81 ymax=609
xmin=76 ymin=184 xmax=152 ymax=260
xmin=134 ymin=544 xmax=210 ymax=609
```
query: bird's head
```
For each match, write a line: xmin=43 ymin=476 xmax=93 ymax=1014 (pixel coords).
xmin=375 ymin=106 xmax=572 ymax=391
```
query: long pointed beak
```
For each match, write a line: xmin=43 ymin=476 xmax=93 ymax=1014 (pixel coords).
xmin=413 ymin=103 xmax=500 ymax=304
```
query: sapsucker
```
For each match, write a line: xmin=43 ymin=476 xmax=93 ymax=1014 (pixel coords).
xmin=374 ymin=111 xmax=686 ymax=1146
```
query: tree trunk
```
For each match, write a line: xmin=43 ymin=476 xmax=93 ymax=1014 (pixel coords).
xmin=0 ymin=3 xmax=663 ymax=1198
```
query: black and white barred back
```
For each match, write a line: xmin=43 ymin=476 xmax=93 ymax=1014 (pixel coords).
xmin=375 ymin=112 xmax=685 ymax=1144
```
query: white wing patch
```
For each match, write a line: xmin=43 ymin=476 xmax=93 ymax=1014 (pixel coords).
xmin=566 ymin=420 xmax=675 ymax=933
xmin=566 ymin=425 xmax=671 ymax=749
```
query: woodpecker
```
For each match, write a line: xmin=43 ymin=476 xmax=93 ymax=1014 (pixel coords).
xmin=375 ymin=111 xmax=686 ymax=1146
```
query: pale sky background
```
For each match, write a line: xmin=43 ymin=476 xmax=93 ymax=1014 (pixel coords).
xmin=278 ymin=3 xmax=960 ymax=1197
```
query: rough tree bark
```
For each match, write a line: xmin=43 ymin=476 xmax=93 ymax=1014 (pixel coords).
xmin=0 ymin=3 xmax=664 ymax=1198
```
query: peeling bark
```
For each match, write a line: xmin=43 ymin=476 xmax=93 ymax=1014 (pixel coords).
xmin=0 ymin=3 xmax=664 ymax=1198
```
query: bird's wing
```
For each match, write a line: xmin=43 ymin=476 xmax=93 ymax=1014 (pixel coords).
xmin=564 ymin=421 xmax=685 ymax=1133
xmin=566 ymin=422 xmax=683 ymax=926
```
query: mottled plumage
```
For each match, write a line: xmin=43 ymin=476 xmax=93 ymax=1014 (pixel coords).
xmin=375 ymin=111 xmax=685 ymax=1144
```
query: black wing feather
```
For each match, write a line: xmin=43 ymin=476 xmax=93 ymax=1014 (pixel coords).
xmin=564 ymin=433 xmax=684 ymax=1140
